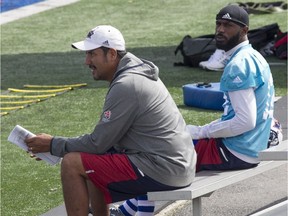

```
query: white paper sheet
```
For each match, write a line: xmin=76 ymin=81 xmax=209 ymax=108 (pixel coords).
xmin=8 ymin=125 xmax=61 ymax=165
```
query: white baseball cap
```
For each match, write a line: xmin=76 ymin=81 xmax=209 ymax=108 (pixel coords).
xmin=72 ymin=25 xmax=125 ymax=51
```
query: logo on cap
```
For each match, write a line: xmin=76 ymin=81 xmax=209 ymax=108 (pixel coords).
xmin=102 ymin=40 xmax=110 ymax=46
xmin=87 ymin=30 xmax=94 ymax=38
xmin=222 ymin=13 xmax=232 ymax=20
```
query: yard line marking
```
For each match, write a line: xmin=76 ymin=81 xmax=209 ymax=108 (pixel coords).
xmin=1 ymin=0 xmax=80 ymax=25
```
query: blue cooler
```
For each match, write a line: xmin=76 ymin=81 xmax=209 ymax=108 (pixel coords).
xmin=183 ymin=82 xmax=224 ymax=110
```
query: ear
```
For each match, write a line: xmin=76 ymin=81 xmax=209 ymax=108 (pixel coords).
xmin=108 ymin=48 xmax=118 ymax=61
xmin=242 ymin=26 xmax=249 ymax=35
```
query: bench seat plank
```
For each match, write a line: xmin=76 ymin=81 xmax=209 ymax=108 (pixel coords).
xmin=259 ymin=139 xmax=288 ymax=160
xmin=148 ymin=148 xmax=287 ymax=201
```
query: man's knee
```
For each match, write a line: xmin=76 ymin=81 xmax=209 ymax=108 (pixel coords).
xmin=61 ymin=152 xmax=85 ymax=175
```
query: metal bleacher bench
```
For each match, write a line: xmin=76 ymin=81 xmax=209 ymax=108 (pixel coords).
xmin=148 ymin=139 xmax=288 ymax=216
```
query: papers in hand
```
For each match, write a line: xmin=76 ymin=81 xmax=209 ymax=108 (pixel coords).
xmin=7 ymin=125 xmax=61 ymax=165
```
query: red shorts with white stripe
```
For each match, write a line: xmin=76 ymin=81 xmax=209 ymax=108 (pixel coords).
xmin=194 ymin=138 xmax=258 ymax=172
xmin=80 ymin=153 xmax=184 ymax=203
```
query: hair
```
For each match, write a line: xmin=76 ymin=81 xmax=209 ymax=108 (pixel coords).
xmin=100 ymin=46 xmax=127 ymax=59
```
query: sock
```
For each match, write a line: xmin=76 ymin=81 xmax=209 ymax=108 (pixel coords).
xmin=137 ymin=195 xmax=155 ymax=216
xmin=119 ymin=198 xmax=138 ymax=216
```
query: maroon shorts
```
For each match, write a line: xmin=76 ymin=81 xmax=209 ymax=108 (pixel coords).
xmin=195 ymin=138 xmax=258 ymax=172
xmin=80 ymin=153 xmax=183 ymax=203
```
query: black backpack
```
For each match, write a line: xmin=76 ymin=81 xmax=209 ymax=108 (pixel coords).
xmin=248 ymin=23 xmax=280 ymax=51
xmin=174 ymin=34 xmax=216 ymax=67
xmin=174 ymin=23 xmax=280 ymax=67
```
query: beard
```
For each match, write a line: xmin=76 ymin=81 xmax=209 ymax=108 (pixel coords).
xmin=216 ymin=31 xmax=241 ymax=51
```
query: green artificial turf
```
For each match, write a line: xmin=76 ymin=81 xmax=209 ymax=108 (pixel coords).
xmin=1 ymin=0 xmax=287 ymax=215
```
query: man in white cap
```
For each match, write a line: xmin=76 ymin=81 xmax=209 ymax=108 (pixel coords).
xmin=25 ymin=25 xmax=196 ymax=216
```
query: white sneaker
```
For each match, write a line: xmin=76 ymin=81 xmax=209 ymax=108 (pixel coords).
xmin=199 ymin=49 xmax=227 ymax=71
xmin=110 ymin=206 xmax=125 ymax=216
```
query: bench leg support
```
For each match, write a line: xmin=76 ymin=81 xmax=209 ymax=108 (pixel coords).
xmin=192 ymin=197 xmax=202 ymax=216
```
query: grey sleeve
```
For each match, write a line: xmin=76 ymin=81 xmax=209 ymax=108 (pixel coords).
xmin=50 ymin=81 xmax=139 ymax=157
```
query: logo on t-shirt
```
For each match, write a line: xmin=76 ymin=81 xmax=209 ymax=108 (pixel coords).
xmin=232 ymin=76 xmax=242 ymax=83
xmin=102 ymin=110 xmax=111 ymax=122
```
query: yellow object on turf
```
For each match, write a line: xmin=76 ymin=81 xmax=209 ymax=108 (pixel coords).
xmin=24 ymin=83 xmax=87 ymax=88
xmin=0 ymin=106 xmax=24 ymax=110
xmin=0 ymin=99 xmax=41 ymax=104
xmin=8 ymin=87 xmax=72 ymax=93
xmin=0 ymin=94 xmax=56 ymax=99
